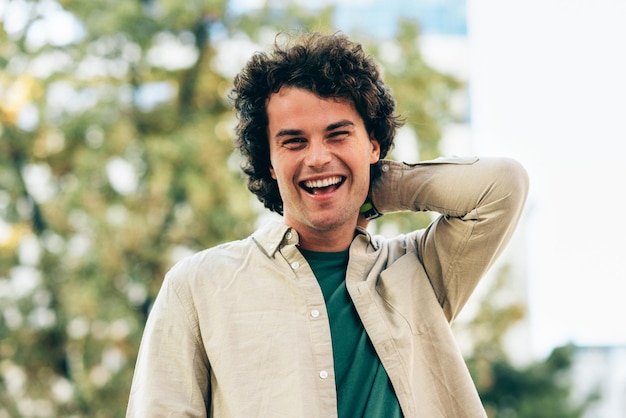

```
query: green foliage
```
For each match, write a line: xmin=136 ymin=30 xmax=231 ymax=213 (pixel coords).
xmin=471 ymin=346 xmax=598 ymax=418
xmin=230 ymin=2 xmax=336 ymax=38
xmin=459 ymin=266 xmax=597 ymax=417
xmin=376 ymin=19 xmax=464 ymax=161
xmin=363 ymin=19 xmax=464 ymax=234
xmin=0 ymin=1 xmax=460 ymax=416
xmin=1 ymin=1 xmax=252 ymax=416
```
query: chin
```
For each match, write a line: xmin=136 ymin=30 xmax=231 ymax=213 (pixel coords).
xmin=310 ymin=213 xmax=355 ymax=231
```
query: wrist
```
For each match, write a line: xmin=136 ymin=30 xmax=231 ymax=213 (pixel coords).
xmin=359 ymin=199 xmax=382 ymax=220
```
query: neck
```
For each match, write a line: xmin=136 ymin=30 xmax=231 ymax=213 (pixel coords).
xmin=294 ymin=223 xmax=356 ymax=252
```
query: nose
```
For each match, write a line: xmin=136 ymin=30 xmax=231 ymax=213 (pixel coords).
xmin=304 ymin=139 xmax=332 ymax=168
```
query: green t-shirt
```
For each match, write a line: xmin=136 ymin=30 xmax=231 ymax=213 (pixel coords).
xmin=300 ymin=248 xmax=403 ymax=418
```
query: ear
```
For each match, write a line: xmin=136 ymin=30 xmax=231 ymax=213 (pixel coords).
xmin=369 ymin=138 xmax=381 ymax=164
xmin=269 ymin=165 xmax=276 ymax=180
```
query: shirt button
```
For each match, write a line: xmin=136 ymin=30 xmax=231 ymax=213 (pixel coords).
xmin=319 ymin=370 xmax=329 ymax=379
xmin=291 ymin=261 xmax=300 ymax=269
xmin=310 ymin=309 xmax=320 ymax=318
xmin=286 ymin=231 xmax=293 ymax=240
xmin=381 ymin=164 xmax=390 ymax=173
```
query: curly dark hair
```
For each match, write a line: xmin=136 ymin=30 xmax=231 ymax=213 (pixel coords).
xmin=231 ymin=32 xmax=403 ymax=214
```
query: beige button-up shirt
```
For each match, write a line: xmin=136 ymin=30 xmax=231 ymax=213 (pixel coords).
xmin=127 ymin=157 xmax=529 ymax=417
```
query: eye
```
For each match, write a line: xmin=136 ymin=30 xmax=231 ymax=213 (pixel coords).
xmin=327 ymin=131 xmax=350 ymax=142
xmin=281 ymin=137 xmax=307 ymax=150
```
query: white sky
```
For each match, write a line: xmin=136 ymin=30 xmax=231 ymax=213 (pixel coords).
xmin=467 ymin=0 xmax=626 ymax=357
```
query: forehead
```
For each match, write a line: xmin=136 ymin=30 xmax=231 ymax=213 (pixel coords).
xmin=266 ymin=87 xmax=363 ymax=130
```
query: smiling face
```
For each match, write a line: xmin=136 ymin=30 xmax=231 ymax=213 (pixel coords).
xmin=267 ymin=86 xmax=380 ymax=251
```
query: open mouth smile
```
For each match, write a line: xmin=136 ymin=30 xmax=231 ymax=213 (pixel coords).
xmin=300 ymin=176 xmax=345 ymax=195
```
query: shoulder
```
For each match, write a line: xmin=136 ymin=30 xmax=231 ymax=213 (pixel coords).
xmin=164 ymin=220 xmax=289 ymax=292
xmin=165 ymin=236 xmax=256 ymax=291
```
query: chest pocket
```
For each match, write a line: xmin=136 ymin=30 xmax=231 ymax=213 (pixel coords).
xmin=376 ymin=254 xmax=447 ymax=336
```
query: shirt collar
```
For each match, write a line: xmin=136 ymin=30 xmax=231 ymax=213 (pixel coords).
xmin=355 ymin=226 xmax=379 ymax=251
xmin=252 ymin=221 xmax=296 ymax=258
xmin=252 ymin=220 xmax=378 ymax=257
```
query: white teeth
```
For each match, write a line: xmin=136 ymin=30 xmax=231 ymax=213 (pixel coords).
xmin=303 ymin=176 xmax=342 ymax=189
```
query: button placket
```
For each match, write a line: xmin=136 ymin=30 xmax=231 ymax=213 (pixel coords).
xmin=281 ymin=247 xmax=334 ymax=388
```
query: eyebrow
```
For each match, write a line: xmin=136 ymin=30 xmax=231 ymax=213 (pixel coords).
xmin=274 ymin=120 xmax=355 ymax=139
xmin=275 ymin=129 xmax=303 ymax=139
xmin=326 ymin=120 xmax=355 ymax=131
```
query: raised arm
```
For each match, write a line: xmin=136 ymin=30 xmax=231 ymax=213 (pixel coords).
xmin=371 ymin=156 xmax=529 ymax=321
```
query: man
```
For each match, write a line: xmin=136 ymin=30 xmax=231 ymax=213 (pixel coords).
xmin=127 ymin=32 xmax=529 ymax=417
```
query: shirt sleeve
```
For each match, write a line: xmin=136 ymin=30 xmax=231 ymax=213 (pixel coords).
xmin=370 ymin=156 xmax=529 ymax=321
xmin=126 ymin=260 xmax=211 ymax=417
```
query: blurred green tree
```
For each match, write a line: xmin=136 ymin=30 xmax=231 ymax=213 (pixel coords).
xmin=1 ymin=1 xmax=253 ymax=416
xmin=365 ymin=19 xmax=464 ymax=234
xmin=457 ymin=265 xmax=599 ymax=417
xmin=0 ymin=0 xmax=461 ymax=416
